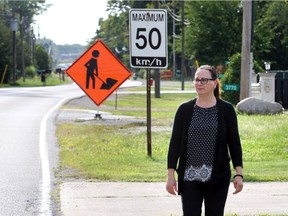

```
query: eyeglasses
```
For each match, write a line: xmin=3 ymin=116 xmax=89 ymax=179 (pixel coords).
xmin=193 ymin=78 xmax=216 ymax=85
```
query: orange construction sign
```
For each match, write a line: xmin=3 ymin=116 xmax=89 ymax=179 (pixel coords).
xmin=66 ymin=39 xmax=132 ymax=106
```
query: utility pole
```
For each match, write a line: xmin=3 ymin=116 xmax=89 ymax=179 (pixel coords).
xmin=20 ymin=14 xmax=26 ymax=82
xmin=240 ymin=1 xmax=252 ymax=100
xmin=249 ymin=1 xmax=255 ymax=96
xmin=181 ymin=0 xmax=185 ymax=90
xmin=11 ymin=8 xmax=17 ymax=83
xmin=172 ymin=2 xmax=177 ymax=80
xmin=153 ymin=0 xmax=161 ymax=98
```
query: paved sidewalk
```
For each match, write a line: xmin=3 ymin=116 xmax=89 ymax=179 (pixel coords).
xmin=60 ymin=182 xmax=288 ymax=216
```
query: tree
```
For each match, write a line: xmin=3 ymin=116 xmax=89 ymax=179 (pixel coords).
xmin=35 ymin=44 xmax=51 ymax=70
xmin=254 ymin=1 xmax=288 ymax=70
xmin=94 ymin=0 xmax=155 ymax=66
xmin=0 ymin=0 xmax=48 ymax=83
xmin=184 ymin=1 xmax=242 ymax=66
xmin=221 ymin=53 xmax=241 ymax=105
xmin=0 ymin=20 xmax=12 ymax=84
xmin=95 ymin=0 xmax=288 ymax=77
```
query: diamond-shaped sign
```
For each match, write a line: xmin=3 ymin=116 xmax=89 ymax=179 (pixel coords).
xmin=66 ymin=39 xmax=132 ymax=106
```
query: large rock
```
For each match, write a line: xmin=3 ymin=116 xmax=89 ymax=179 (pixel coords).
xmin=236 ymin=97 xmax=283 ymax=115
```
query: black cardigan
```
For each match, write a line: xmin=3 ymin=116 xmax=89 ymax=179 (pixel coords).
xmin=167 ymin=98 xmax=243 ymax=194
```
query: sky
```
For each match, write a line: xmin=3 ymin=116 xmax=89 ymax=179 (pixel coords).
xmin=33 ymin=0 xmax=109 ymax=45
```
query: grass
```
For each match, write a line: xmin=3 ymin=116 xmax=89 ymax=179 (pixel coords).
xmin=239 ymin=115 xmax=288 ymax=181
xmin=1 ymin=73 xmax=71 ymax=87
xmin=56 ymin=83 xmax=288 ymax=182
xmin=57 ymin=122 xmax=170 ymax=181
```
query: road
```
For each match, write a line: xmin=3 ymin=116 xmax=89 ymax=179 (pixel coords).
xmin=0 ymin=84 xmax=84 ymax=216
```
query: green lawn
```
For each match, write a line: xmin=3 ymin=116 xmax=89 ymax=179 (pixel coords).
xmin=2 ymin=73 xmax=70 ymax=87
xmin=56 ymin=90 xmax=288 ymax=182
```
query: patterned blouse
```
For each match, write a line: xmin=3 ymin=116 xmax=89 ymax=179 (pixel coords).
xmin=184 ymin=104 xmax=218 ymax=182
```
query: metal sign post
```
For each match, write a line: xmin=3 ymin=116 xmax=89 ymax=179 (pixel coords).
xmin=146 ymin=68 xmax=152 ymax=157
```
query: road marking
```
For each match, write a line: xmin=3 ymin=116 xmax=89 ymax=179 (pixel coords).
xmin=39 ymin=98 xmax=70 ymax=215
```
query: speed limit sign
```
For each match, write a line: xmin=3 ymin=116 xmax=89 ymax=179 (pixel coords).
xmin=129 ymin=9 xmax=167 ymax=68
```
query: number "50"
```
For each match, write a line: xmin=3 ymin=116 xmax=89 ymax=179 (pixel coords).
xmin=135 ymin=28 xmax=161 ymax=50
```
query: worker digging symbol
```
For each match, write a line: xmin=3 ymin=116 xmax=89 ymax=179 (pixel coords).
xmin=85 ymin=49 xmax=118 ymax=90
xmin=65 ymin=39 xmax=132 ymax=106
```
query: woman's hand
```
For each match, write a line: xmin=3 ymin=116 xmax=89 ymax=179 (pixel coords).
xmin=233 ymin=175 xmax=244 ymax=194
xmin=166 ymin=169 xmax=178 ymax=195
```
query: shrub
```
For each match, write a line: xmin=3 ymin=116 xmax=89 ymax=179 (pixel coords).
xmin=220 ymin=53 xmax=241 ymax=104
xmin=25 ymin=65 xmax=36 ymax=78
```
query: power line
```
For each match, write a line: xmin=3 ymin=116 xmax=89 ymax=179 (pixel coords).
xmin=160 ymin=0 xmax=190 ymax=25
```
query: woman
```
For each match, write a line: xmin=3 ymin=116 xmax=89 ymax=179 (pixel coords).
xmin=166 ymin=65 xmax=243 ymax=216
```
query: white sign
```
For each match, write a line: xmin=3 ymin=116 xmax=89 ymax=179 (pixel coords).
xmin=129 ymin=9 xmax=167 ymax=68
